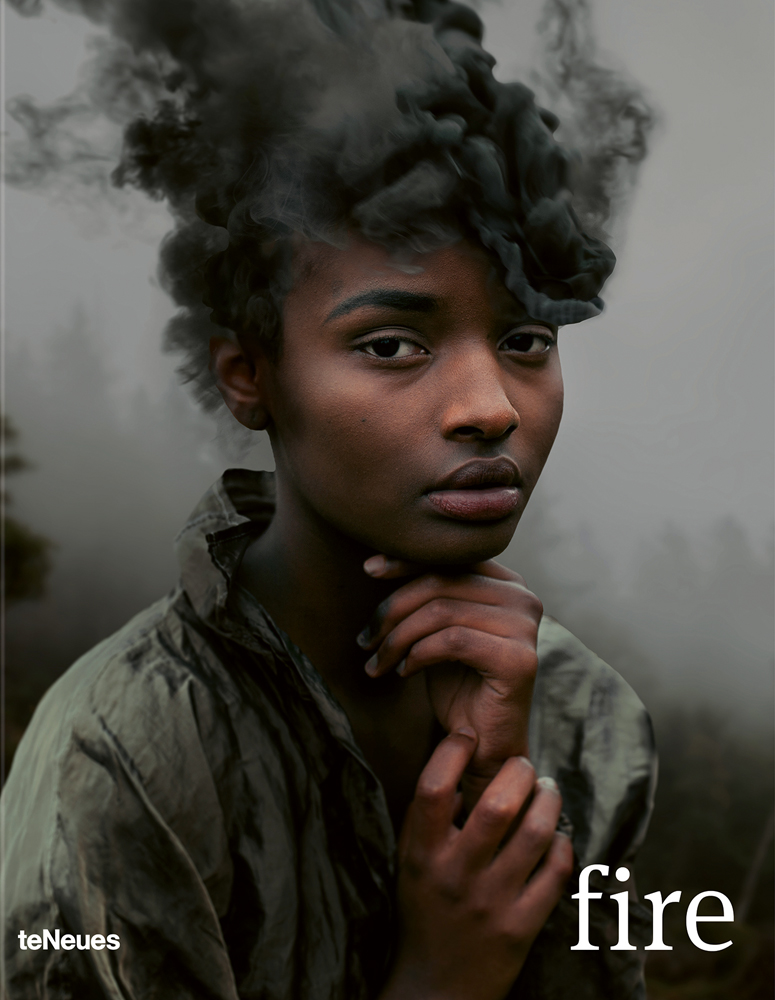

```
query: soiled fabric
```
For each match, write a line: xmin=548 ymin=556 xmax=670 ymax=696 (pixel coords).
xmin=2 ymin=470 xmax=656 ymax=999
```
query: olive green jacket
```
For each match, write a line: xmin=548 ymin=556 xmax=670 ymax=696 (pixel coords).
xmin=2 ymin=470 xmax=656 ymax=999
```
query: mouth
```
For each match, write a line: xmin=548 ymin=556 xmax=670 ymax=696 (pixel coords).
xmin=424 ymin=458 xmax=522 ymax=522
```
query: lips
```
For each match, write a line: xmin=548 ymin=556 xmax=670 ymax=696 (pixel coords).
xmin=425 ymin=458 xmax=522 ymax=521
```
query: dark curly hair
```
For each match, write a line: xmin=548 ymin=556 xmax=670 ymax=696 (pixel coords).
xmin=11 ymin=0 xmax=648 ymax=410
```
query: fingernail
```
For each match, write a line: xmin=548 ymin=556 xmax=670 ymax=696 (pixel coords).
xmin=537 ymin=776 xmax=559 ymax=793
xmin=396 ymin=658 xmax=407 ymax=676
xmin=454 ymin=727 xmax=477 ymax=740
xmin=365 ymin=655 xmax=379 ymax=677
xmin=356 ymin=628 xmax=371 ymax=648
xmin=364 ymin=555 xmax=386 ymax=576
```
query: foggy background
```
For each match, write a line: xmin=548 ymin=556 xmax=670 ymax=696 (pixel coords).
xmin=3 ymin=0 xmax=774 ymax=994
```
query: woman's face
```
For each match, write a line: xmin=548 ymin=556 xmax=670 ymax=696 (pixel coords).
xmin=257 ymin=235 xmax=564 ymax=565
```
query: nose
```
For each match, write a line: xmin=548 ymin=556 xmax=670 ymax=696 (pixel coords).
xmin=439 ymin=349 xmax=520 ymax=443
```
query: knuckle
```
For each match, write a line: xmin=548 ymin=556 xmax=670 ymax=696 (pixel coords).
xmin=521 ymin=814 xmax=556 ymax=849
xmin=429 ymin=596 xmax=457 ymax=624
xmin=444 ymin=625 xmax=469 ymax=656
xmin=478 ymin=796 xmax=514 ymax=828
xmin=435 ymin=870 xmax=467 ymax=906
xmin=415 ymin=775 xmax=452 ymax=805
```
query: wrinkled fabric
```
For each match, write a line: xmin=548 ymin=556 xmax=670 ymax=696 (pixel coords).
xmin=2 ymin=470 xmax=656 ymax=999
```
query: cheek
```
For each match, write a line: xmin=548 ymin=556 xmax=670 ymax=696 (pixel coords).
xmin=520 ymin=369 xmax=564 ymax=465
xmin=270 ymin=361 xmax=415 ymax=491
xmin=542 ymin=377 xmax=564 ymax=441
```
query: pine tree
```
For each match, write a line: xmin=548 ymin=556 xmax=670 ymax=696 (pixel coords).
xmin=1 ymin=416 xmax=53 ymax=603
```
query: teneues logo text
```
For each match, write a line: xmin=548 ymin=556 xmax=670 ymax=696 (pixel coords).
xmin=18 ymin=930 xmax=120 ymax=951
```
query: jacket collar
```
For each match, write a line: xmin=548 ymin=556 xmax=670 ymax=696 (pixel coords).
xmin=174 ymin=468 xmax=276 ymax=629
xmin=174 ymin=470 xmax=395 ymax=848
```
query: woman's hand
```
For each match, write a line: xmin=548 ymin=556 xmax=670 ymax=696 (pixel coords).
xmin=380 ymin=731 xmax=573 ymax=1000
xmin=359 ymin=555 xmax=542 ymax=807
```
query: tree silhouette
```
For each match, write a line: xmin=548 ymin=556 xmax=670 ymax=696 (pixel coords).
xmin=1 ymin=415 xmax=52 ymax=603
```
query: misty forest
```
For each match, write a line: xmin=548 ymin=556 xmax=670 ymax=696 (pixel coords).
xmin=3 ymin=0 xmax=773 ymax=994
xmin=3 ymin=310 xmax=773 ymax=998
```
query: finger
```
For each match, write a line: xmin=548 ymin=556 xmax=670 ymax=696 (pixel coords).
xmin=364 ymin=599 xmax=516 ymax=677
xmin=363 ymin=555 xmax=428 ymax=580
xmin=490 ymin=776 xmax=564 ymax=888
xmin=413 ymin=790 xmax=464 ymax=840
xmin=358 ymin=572 xmax=540 ymax=651
xmin=394 ymin=627 xmax=530 ymax=688
xmin=359 ymin=571 xmax=508 ymax=650
xmin=507 ymin=830 xmax=574 ymax=934
xmin=456 ymin=756 xmax=537 ymax=868
xmin=408 ymin=729 xmax=478 ymax=853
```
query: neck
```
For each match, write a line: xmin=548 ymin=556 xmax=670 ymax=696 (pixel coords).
xmin=238 ymin=469 xmax=439 ymax=832
xmin=236 ymin=472 xmax=395 ymax=695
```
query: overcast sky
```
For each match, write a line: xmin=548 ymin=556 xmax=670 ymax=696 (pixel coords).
xmin=3 ymin=0 xmax=774 ymax=583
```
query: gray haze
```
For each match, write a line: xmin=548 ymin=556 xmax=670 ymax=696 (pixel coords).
xmin=3 ymin=0 xmax=774 ymax=728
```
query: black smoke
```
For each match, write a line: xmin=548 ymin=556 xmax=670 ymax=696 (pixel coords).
xmin=7 ymin=0 xmax=656 ymax=406
xmin=531 ymin=0 xmax=657 ymax=239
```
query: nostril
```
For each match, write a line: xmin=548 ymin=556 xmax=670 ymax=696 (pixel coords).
xmin=452 ymin=421 xmax=519 ymax=441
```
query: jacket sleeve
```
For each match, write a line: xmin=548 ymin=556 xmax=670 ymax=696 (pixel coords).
xmin=507 ymin=616 xmax=658 ymax=999
xmin=2 ymin=631 xmax=239 ymax=1000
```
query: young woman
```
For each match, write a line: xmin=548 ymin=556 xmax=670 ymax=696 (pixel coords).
xmin=2 ymin=0 xmax=655 ymax=996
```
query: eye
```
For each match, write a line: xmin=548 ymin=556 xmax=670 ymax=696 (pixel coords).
xmin=360 ymin=336 xmax=426 ymax=359
xmin=500 ymin=327 xmax=554 ymax=355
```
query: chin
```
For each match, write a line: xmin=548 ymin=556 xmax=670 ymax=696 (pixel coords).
xmin=394 ymin=517 xmax=520 ymax=567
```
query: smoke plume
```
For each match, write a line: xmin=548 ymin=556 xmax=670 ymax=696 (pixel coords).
xmin=531 ymin=0 xmax=657 ymax=239
xmin=7 ymin=0 xmax=656 ymax=406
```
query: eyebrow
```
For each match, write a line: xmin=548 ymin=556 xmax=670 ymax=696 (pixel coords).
xmin=325 ymin=289 xmax=438 ymax=323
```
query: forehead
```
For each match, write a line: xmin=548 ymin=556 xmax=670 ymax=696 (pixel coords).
xmin=286 ymin=235 xmax=527 ymax=322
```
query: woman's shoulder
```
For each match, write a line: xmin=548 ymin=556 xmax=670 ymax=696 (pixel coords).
xmin=2 ymin=589 xmax=268 ymax=891
xmin=1 ymin=591 xmax=250 ymax=996
xmin=7 ymin=590 xmax=235 ymax=790
xmin=531 ymin=615 xmax=657 ymax=868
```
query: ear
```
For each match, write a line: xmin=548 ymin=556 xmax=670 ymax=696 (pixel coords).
xmin=209 ymin=336 xmax=271 ymax=430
